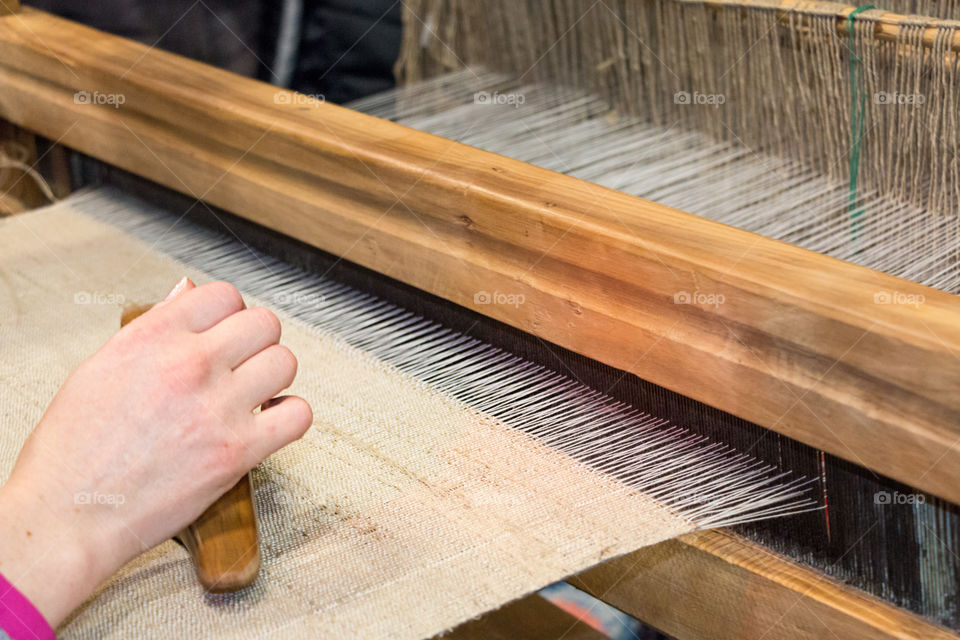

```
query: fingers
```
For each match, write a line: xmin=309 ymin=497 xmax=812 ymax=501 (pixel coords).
xmin=245 ymin=396 xmax=313 ymax=465
xmin=159 ymin=281 xmax=246 ymax=332
xmin=231 ymin=344 xmax=298 ymax=408
xmin=163 ymin=277 xmax=195 ymax=302
xmin=203 ymin=307 xmax=281 ymax=369
xmin=120 ymin=278 xmax=196 ymax=327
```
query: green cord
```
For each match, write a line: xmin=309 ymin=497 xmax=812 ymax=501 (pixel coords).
xmin=847 ymin=4 xmax=874 ymax=243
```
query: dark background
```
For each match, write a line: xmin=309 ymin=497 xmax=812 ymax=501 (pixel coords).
xmin=28 ymin=0 xmax=403 ymax=104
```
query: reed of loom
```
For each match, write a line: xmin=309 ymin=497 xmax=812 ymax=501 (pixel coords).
xmin=1 ymin=0 xmax=959 ymax=637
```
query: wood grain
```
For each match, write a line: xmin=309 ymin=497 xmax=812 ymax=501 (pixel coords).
xmin=177 ymin=475 xmax=260 ymax=593
xmin=121 ymin=303 xmax=260 ymax=593
xmin=2 ymin=8 xmax=959 ymax=506
xmin=441 ymin=593 xmax=607 ymax=640
xmin=570 ymin=529 xmax=959 ymax=640
xmin=0 ymin=0 xmax=18 ymax=17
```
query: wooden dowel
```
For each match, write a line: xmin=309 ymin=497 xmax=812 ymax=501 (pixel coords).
xmin=697 ymin=0 xmax=960 ymax=51
xmin=121 ymin=304 xmax=261 ymax=593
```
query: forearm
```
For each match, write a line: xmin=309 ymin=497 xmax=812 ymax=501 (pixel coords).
xmin=0 ymin=480 xmax=112 ymax=626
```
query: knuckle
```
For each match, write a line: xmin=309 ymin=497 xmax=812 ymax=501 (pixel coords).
xmin=251 ymin=307 xmax=281 ymax=340
xmin=116 ymin=315 xmax=163 ymax=350
xmin=110 ymin=317 xmax=173 ymax=367
xmin=164 ymin=350 xmax=214 ymax=386
xmin=273 ymin=345 xmax=298 ymax=378
xmin=204 ymin=281 xmax=244 ymax=313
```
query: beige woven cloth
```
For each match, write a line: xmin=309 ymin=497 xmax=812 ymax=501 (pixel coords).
xmin=0 ymin=202 xmax=692 ymax=638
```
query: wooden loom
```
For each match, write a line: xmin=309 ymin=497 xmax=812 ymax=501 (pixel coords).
xmin=0 ymin=1 xmax=958 ymax=638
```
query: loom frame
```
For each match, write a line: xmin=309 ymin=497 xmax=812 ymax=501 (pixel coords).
xmin=0 ymin=4 xmax=957 ymax=639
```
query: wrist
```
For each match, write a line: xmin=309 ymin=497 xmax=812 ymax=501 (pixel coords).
xmin=0 ymin=480 xmax=114 ymax=625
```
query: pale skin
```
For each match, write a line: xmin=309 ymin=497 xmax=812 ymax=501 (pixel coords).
xmin=0 ymin=278 xmax=313 ymax=626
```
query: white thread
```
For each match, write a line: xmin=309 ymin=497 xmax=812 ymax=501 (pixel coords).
xmin=352 ymin=72 xmax=960 ymax=293
xmin=71 ymin=187 xmax=817 ymax=531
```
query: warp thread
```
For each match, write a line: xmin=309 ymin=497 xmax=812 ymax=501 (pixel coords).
xmin=846 ymin=5 xmax=874 ymax=243
xmin=398 ymin=0 xmax=960 ymax=215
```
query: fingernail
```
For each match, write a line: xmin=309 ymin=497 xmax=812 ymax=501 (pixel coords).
xmin=164 ymin=277 xmax=190 ymax=301
xmin=262 ymin=396 xmax=286 ymax=411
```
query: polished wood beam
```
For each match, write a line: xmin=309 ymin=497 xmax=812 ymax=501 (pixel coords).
xmin=443 ymin=593 xmax=607 ymax=640
xmin=571 ymin=530 xmax=959 ymax=640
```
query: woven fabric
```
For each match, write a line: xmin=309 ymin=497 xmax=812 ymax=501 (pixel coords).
xmin=0 ymin=202 xmax=692 ymax=638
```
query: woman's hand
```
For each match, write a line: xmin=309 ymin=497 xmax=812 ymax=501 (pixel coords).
xmin=0 ymin=278 xmax=312 ymax=625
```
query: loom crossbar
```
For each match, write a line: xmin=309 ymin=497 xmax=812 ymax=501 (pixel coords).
xmin=573 ymin=530 xmax=960 ymax=640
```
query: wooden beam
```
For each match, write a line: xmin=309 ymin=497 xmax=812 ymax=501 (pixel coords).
xmin=1 ymin=9 xmax=960 ymax=506
xmin=571 ymin=529 xmax=959 ymax=640
xmin=442 ymin=593 xmax=608 ymax=640
xmin=43 ymin=142 xmax=71 ymax=199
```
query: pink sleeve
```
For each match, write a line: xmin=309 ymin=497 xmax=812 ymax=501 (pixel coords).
xmin=0 ymin=572 xmax=55 ymax=640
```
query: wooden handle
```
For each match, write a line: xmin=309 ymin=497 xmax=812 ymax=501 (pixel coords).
xmin=177 ymin=474 xmax=261 ymax=593
xmin=122 ymin=303 xmax=261 ymax=592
